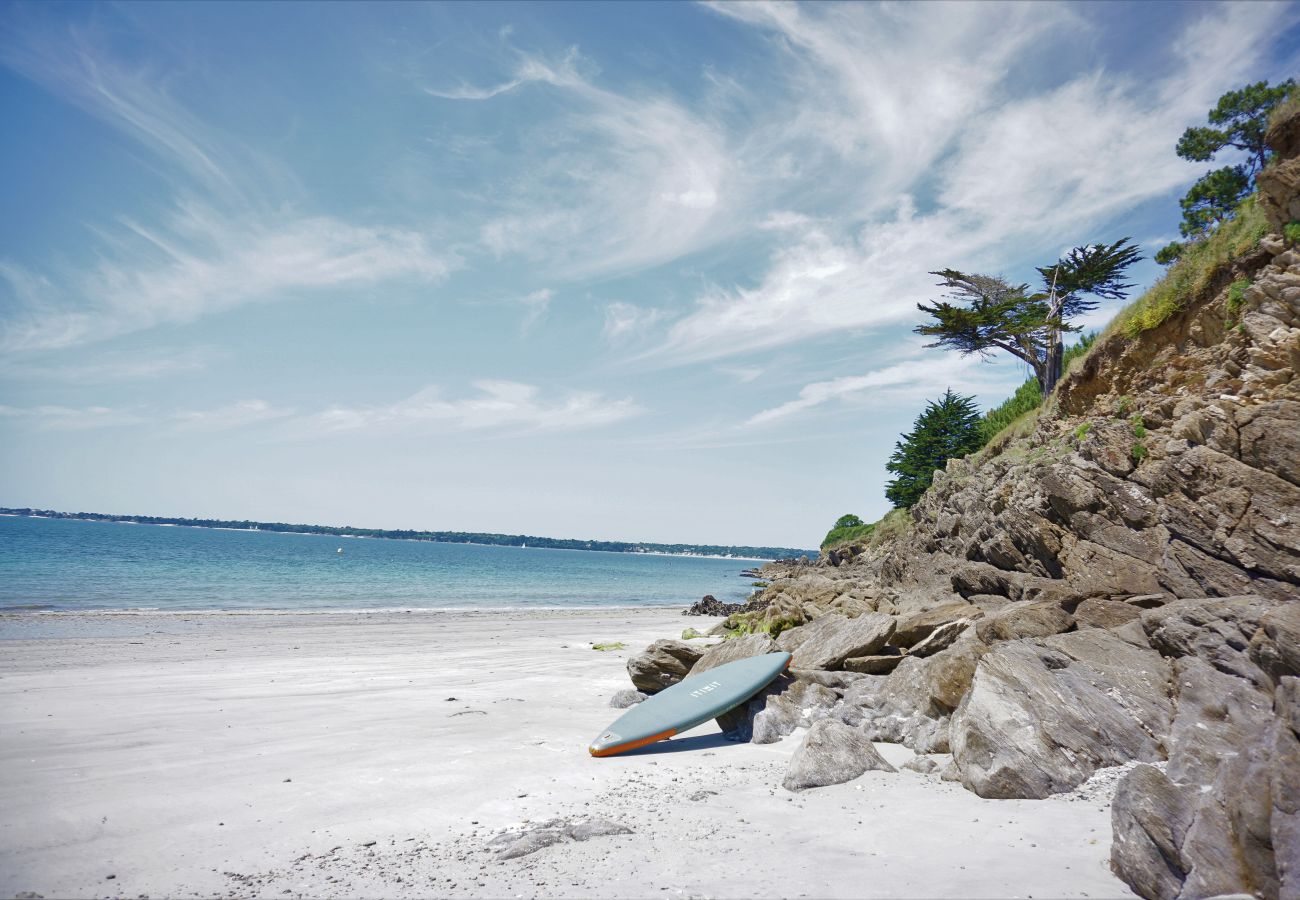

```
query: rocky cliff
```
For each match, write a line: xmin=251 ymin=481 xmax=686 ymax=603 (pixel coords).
xmin=627 ymin=105 xmax=1300 ymax=898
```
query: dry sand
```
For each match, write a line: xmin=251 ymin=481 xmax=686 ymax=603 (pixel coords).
xmin=0 ymin=609 xmax=1134 ymax=898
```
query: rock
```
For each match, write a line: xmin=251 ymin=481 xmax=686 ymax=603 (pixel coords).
xmin=687 ymin=633 xmax=777 ymax=677
xmin=625 ymin=640 xmax=703 ymax=694
xmin=683 ymin=595 xmax=746 ymax=616
xmin=902 ymin=754 xmax=939 ymax=774
xmin=737 ymin=675 xmax=839 ymax=744
xmin=609 ymin=689 xmax=647 ymax=709
xmin=974 ymin=600 xmax=1074 ymax=644
xmin=779 ymin=613 xmax=896 ymax=670
xmin=1124 ymin=594 xmax=1169 ymax=609
xmin=842 ymin=653 xmax=904 ymax=675
xmin=1074 ymin=597 xmax=1142 ymax=630
xmin=488 ymin=817 xmax=632 ymax=860
xmin=1250 ymin=603 xmax=1300 ymax=684
xmin=782 ymin=719 xmax=896 ymax=791
xmin=890 ymin=602 xmax=979 ymax=648
xmin=951 ymin=630 xmax=1172 ymax=799
xmin=1141 ymin=595 xmax=1282 ymax=688
xmin=1111 ymin=764 xmax=1193 ymax=900
xmin=846 ymin=632 xmax=988 ymax=754
xmin=906 ymin=619 xmax=971 ymax=657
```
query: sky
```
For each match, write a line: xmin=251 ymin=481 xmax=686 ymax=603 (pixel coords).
xmin=1 ymin=1 xmax=1297 ymax=550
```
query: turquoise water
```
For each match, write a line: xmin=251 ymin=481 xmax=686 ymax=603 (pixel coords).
xmin=0 ymin=515 xmax=760 ymax=614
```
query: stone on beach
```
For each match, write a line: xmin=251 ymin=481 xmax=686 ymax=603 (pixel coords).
xmin=778 ymin=612 xmax=895 ymax=670
xmin=609 ymin=688 xmax=647 ymax=708
xmin=782 ymin=719 xmax=896 ymax=791
xmin=488 ymin=817 xmax=633 ymax=860
xmin=625 ymin=639 xmax=704 ymax=694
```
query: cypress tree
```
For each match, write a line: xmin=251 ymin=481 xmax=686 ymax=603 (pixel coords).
xmin=885 ymin=389 xmax=983 ymax=509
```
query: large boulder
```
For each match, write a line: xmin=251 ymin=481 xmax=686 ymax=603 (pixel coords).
xmin=1141 ymin=594 xmax=1282 ymax=688
xmin=1110 ymin=667 xmax=1298 ymax=900
xmin=625 ymin=639 xmax=703 ymax=694
xmin=686 ymin=633 xmax=777 ymax=677
xmin=1074 ymin=597 xmax=1142 ymax=630
xmin=778 ymin=612 xmax=896 ymax=670
xmin=974 ymin=600 xmax=1074 ymax=644
xmin=1250 ymin=602 xmax=1300 ymax=684
xmin=782 ymin=719 xmax=896 ymax=791
xmin=844 ymin=631 xmax=987 ymax=754
xmin=951 ymin=629 xmax=1172 ymax=799
xmin=889 ymin=602 xmax=979 ymax=648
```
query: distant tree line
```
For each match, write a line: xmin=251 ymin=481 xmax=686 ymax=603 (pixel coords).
xmin=0 ymin=508 xmax=814 ymax=560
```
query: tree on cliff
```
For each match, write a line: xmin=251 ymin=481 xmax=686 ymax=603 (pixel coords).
xmin=915 ymin=238 xmax=1140 ymax=399
xmin=1159 ymin=78 xmax=1296 ymax=264
xmin=885 ymin=389 xmax=982 ymax=509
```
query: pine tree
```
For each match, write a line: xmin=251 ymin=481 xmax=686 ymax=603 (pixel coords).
xmin=885 ymin=389 xmax=983 ymax=509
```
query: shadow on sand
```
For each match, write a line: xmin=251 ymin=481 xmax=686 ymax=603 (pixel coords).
xmin=617 ymin=731 xmax=737 ymax=756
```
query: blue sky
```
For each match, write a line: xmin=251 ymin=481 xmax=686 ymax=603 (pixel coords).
xmin=1 ymin=1 xmax=1296 ymax=549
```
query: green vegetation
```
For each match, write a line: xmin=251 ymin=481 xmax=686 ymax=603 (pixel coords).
xmin=885 ymin=389 xmax=983 ymax=508
xmin=1131 ymin=443 xmax=1149 ymax=462
xmin=1075 ymin=422 xmax=1092 ymax=441
xmin=1226 ymin=278 xmax=1252 ymax=324
xmin=916 ymin=240 xmax=1139 ymax=398
xmin=1116 ymin=196 xmax=1268 ymax=337
xmin=680 ymin=628 xmax=705 ymax=640
xmin=820 ymin=514 xmax=876 ymax=549
xmin=977 ymin=334 xmax=1096 ymax=445
xmin=1 ymin=507 xmax=815 ymax=560
xmin=1130 ymin=415 xmax=1147 ymax=439
xmin=1114 ymin=395 xmax=1133 ymax=416
xmin=1159 ymin=79 xmax=1292 ymax=263
xmin=750 ymin=580 xmax=769 ymax=588
xmin=592 ymin=642 xmax=626 ymax=652
xmin=1285 ymin=221 xmax=1300 ymax=245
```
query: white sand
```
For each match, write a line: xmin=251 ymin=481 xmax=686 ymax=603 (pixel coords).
xmin=0 ymin=609 xmax=1133 ymax=898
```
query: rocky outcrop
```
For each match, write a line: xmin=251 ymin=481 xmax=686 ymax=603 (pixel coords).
xmin=608 ymin=688 xmax=646 ymax=708
xmin=683 ymin=595 xmax=748 ymax=616
xmin=625 ymin=640 xmax=703 ymax=694
xmin=782 ymin=719 xmax=896 ymax=791
xmin=951 ymin=630 xmax=1172 ymax=799
xmin=777 ymin=612 xmax=895 ymax=670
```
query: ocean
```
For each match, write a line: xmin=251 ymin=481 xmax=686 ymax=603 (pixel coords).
xmin=0 ymin=514 xmax=762 ymax=616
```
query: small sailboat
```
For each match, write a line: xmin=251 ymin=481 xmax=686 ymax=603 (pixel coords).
xmin=336 ymin=547 xmax=344 ymax=554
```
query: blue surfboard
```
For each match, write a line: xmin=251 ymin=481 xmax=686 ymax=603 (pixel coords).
xmin=589 ymin=651 xmax=791 ymax=757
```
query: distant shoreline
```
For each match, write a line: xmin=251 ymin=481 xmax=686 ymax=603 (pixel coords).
xmin=0 ymin=508 xmax=813 ymax=561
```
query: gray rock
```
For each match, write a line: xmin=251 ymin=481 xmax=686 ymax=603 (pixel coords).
xmin=902 ymin=754 xmax=939 ymax=774
xmin=1250 ymin=603 xmax=1300 ymax=684
xmin=890 ymin=602 xmax=979 ymax=648
xmin=687 ymin=633 xmax=777 ymax=677
xmin=625 ymin=639 xmax=703 ymax=694
xmin=780 ymin=612 xmax=896 ymax=670
xmin=1074 ymin=597 xmax=1142 ymax=629
xmin=744 ymin=677 xmax=839 ymax=744
xmin=951 ymin=629 xmax=1172 ymax=799
xmin=974 ymin=600 xmax=1074 ymax=644
xmin=782 ymin=719 xmax=896 ymax=791
xmin=1111 ymin=764 xmax=1193 ymax=900
xmin=842 ymin=653 xmax=904 ymax=674
xmin=906 ymin=618 xmax=971 ymax=657
xmin=1141 ymin=595 xmax=1282 ymax=687
xmin=609 ymin=689 xmax=647 ymax=709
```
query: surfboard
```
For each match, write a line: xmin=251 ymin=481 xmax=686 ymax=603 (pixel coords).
xmin=589 ymin=651 xmax=792 ymax=757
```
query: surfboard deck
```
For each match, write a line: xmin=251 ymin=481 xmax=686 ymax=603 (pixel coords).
xmin=589 ymin=651 xmax=791 ymax=757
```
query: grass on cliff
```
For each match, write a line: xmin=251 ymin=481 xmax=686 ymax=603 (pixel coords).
xmin=820 ymin=521 xmax=875 ymax=549
xmin=978 ymin=335 xmax=1095 ymax=446
xmin=1113 ymin=196 xmax=1268 ymax=337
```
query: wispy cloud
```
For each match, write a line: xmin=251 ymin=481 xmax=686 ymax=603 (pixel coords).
xmin=517 ymin=288 xmax=554 ymax=335
xmin=308 ymin=381 xmax=643 ymax=434
xmin=603 ymin=302 xmax=667 ymax=342
xmin=174 ymin=399 xmax=294 ymax=431
xmin=746 ymin=354 xmax=1012 ymax=427
xmin=643 ymin=1 xmax=1294 ymax=367
xmin=0 ymin=403 xmax=143 ymax=430
xmin=0 ymin=17 xmax=455 ymax=353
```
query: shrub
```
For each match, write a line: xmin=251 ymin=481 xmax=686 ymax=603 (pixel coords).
xmin=1226 ymin=278 xmax=1251 ymax=323
xmin=1284 ymin=221 xmax=1300 ymax=245
xmin=1131 ymin=443 xmax=1149 ymax=462
xmin=1114 ymin=196 xmax=1267 ymax=337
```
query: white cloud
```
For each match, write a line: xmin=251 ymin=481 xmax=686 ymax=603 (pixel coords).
xmin=517 ymin=288 xmax=554 ymax=334
xmin=603 ymin=302 xmax=667 ymax=341
xmin=747 ymin=354 xmax=1013 ymax=427
xmin=0 ymin=204 xmax=454 ymax=352
xmin=644 ymin=2 xmax=1294 ymax=367
xmin=309 ymin=381 xmax=643 ymax=434
xmin=0 ymin=403 xmax=142 ymax=430
xmin=716 ymin=365 xmax=763 ymax=384
xmin=174 ymin=399 xmax=293 ymax=430
xmin=0 ymin=20 xmax=455 ymax=353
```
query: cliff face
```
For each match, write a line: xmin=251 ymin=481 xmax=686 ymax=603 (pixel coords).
xmin=705 ymin=105 xmax=1300 ymax=899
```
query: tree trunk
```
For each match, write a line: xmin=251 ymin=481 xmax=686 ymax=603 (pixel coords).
xmin=1041 ymin=338 xmax=1063 ymax=399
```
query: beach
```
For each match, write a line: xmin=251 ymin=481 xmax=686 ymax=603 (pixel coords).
xmin=0 ymin=608 xmax=1132 ymax=899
